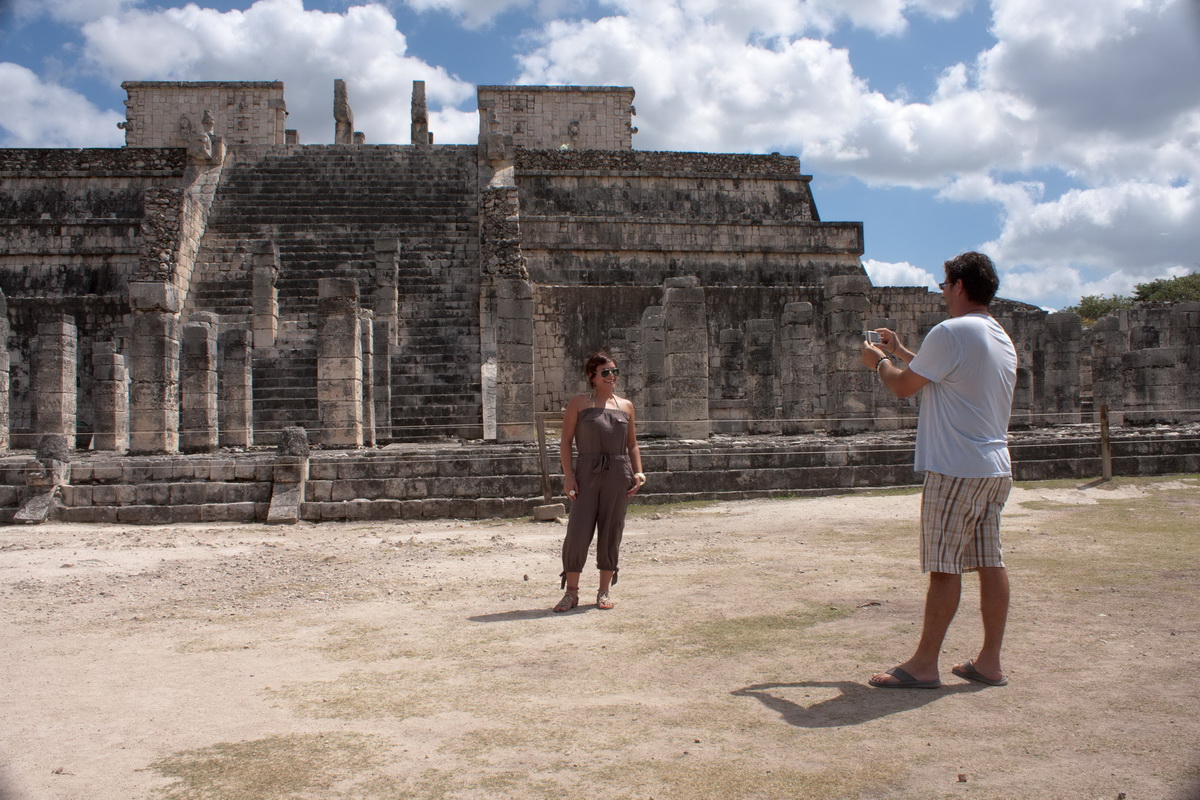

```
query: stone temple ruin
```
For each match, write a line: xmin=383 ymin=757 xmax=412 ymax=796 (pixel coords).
xmin=1 ymin=79 xmax=1197 ymax=523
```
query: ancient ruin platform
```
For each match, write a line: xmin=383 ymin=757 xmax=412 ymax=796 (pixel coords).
xmin=2 ymin=425 xmax=1196 ymax=526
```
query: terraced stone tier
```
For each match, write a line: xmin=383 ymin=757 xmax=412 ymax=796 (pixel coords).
xmin=187 ymin=144 xmax=483 ymax=443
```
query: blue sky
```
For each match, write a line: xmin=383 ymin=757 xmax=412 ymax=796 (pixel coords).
xmin=2 ymin=0 xmax=1199 ymax=311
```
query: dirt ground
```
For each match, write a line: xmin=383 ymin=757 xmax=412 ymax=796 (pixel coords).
xmin=1 ymin=474 xmax=1198 ymax=800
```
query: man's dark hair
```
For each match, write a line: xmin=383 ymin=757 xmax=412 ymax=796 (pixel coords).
xmin=944 ymin=251 xmax=1000 ymax=306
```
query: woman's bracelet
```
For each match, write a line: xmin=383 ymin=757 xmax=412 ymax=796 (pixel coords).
xmin=634 ymin=472 xmax=646 ymax=485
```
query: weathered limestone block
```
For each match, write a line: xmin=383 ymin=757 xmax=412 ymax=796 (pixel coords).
xmin=1089 ymin=314 xmax=1126 ymax=424
xmin=781 ymin=302 xmax=815 ymax=434
xmin=663 ymin=277 xmax=709 ymax=439
xmin=411 ymin=80 xmax=431 ymax=147
xmin=484 ymin=273 xmax=536 ymax=442
xmin=91 ymin=342 xmax=129 ymax=452
xmin=317 ymin=277 xmax=363 ymax=448
xmin=825 ymin=281 xmax=871 ymax=434
xmin=268 ymin=426 xmax=310 ymax=524
xmin=14 ymin=434 xmax=72 ymax=524
xmin=252 ymin=240 xmax=280 ymax=349
xmin=0 ymin=289 xmax=9 ymax=452
xmin=219 ymin=328 xmax=253 ymax=448
xmin=32 ymin=315 xmax=78 ymax=439
xmin=278 ymin=425 xmax=311 ymax=457
xmin=180 ymin=317 xmax=219 ymax=453
xmin=128 ymin=280 xmax=183 ymax=454
xmin=606 ymin=326 xmax=642 ymax=408
xmin=1042 ymin=311 xmax=1082 ymax=424
xmin=334 ymin=79 xmax=355 ymax=145
xmin=746 ymin=319 xmax=779 ymax=434
xmin=1123 ymin=346 xmax=1183 ymax=423
xmin=360 ymin=310 xmax=376 ymax=448
xmin=1180 ymin=302 xmax=1200 ymax=422
xmin=718 ymin=328 xmax=745 ymax=401
xmin=481 ymin=186 xmax=528 ymax=279
xmin=641 ymin=306 xmax=667 ymax=437
xmin=373 ymin=239 xmax=400 ymax=347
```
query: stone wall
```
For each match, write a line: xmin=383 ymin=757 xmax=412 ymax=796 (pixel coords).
xmin=479 ymin=85 xmax=635 ymax=151
xmin=3 ymin=427 xmax=1197 ymax=523
xmin=513 ymin=149 xmax=862 ymax=288
xmin=0 ymin=147 xmax=194 ymax=449
xmin=1087 ymin=302 xmax=1200 ymax=424
xmin=122 ymin=81 xmax=287 ymax=147
xmin=2 ymin=77 xmax=1197 ymax=515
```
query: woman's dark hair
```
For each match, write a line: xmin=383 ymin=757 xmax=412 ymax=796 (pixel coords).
xmin=943 ymin=251 xmax=1000 ymax=306
xmin=583 ymin=350 xmax=614 ymax=386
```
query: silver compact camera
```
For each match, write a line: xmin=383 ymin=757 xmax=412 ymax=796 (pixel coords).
xmin=862 ymin=330 xmax=882 ymax=344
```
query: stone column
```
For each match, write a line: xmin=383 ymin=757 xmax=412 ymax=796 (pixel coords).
xmin=824 ymin=275 xmax=873 ymax=434
xmin=373 ymin=318 xmax=393 ymax=442
xmin=663 ymin=276 xmax=709 ymax=439
xmin=373 ymin=238 xmax=400 ymax=348
xmin=780 ymin=302 xmax=815 ymax=434
xmin=479 ymin=185 xmax=535 ymax=442
xmin=492 ymin=277 xmax=536 ymax=442
xmin=129 ymin=281 xmax=182 ymax=454
xmin=334 ymin=79 xmax=355 ymax=145
xmin=360 ymin=309 xmax=376 ymax=448
xmin=219 ymin=328 xmax=254 ymax=448
xmin=0 ymin=289 xmax=8 ymax=452
xmin=746 ymin=319 xmax=779 ymax=434
xmin=32 ymin=314 xmax=78 ymax=441
xmin=1181 ymin=302 xmax=1200 ymax=422
xmin=1042 ymin=311 xmax=1082 ymax=425
xmin=641 ymin=306 xmax=667 ymax=437
xmin=317 ymin=277 xmax=363 ymax=448
xmin=180 ymin=314 xmax=219 ymax=453
xmin=605 ymin=326 xmax=641 ymax=408
xmin=411 ymin=80 xmax=431 ymax=147
xmin=91 ymin=342 xmax=129 ymax=452
xmin=1123 ymin=347 xmax=1181 ymax=424
xmin=252 ymin=240 xmax=279 ymax=349
xmin=1089 ymin=314 xmax=1126 ymax=425
xmin=713 ymin=327 xmax=747 ymax=434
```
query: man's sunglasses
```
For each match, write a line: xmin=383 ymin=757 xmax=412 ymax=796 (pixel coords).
xmin=597 ymin=368 xmax=620 ymax=378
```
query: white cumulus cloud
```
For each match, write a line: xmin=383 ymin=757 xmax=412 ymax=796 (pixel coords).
xmin=10 ymin=0 xmax=139 ymax=24
xmin=79 ymin=0 xmax=476 ymax=144
xmin=863 ymin=258 xmax=938 ymax=289
xmin=0 ymin=62 xmax=125 ymax=147
xmin=511 ymin=0 xmax=1200 ymax=306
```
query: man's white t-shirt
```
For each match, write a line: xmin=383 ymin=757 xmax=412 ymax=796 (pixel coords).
xmin=909 ymin=313 xmax=1018 ymax=478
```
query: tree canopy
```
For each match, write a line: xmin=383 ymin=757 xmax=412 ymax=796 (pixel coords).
xmin=1062 ymin=271 xmax=1200 ymax=325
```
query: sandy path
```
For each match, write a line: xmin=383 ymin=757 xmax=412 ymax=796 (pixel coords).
xmin=1 ymin=476 xmax=1198 ymax=799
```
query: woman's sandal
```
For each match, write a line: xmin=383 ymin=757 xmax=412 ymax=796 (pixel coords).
xmin=553 ymin=590 xmax=579 ymax=613
xmin=596 ymin=590 xmax=614 ymax=610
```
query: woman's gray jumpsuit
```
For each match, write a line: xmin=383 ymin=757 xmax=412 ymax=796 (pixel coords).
xmin=560 ymin=407 xmax=633 ymax=588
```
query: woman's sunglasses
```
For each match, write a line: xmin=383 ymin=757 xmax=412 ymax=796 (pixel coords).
xmin=597 ymin=368 xmax=620 ymax=378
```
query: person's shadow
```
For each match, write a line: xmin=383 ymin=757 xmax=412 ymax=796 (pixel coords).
xmin=467 ymin=604 xmax=604 ymax=622
xmin=467 ymin=608 xmax=556 ymax=622
xmin=731 ymin=680 xmax=983 ymax=727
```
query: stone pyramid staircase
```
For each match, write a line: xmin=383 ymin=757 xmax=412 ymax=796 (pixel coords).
xmin=187 ymin=144 xmax=483 ymax=443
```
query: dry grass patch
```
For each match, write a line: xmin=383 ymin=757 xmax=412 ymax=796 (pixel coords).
xmin=150 ymin=733 xmax=382 ymax=800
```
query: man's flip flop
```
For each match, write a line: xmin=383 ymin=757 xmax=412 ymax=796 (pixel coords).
xmin=951 ymin=660 xmax=1008 ymax=686
xmin=869 ymin=666 xmax=941 ymax=689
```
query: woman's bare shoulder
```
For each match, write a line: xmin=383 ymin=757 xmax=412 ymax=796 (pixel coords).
xmin=615 ymin=395 xmax=636 ymax=416
xmin=564 ymin=393 xmax=590 ymax=412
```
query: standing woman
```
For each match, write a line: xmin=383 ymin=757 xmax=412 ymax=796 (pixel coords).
xmin=554 ymin=351 xmax=646 ymax=612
